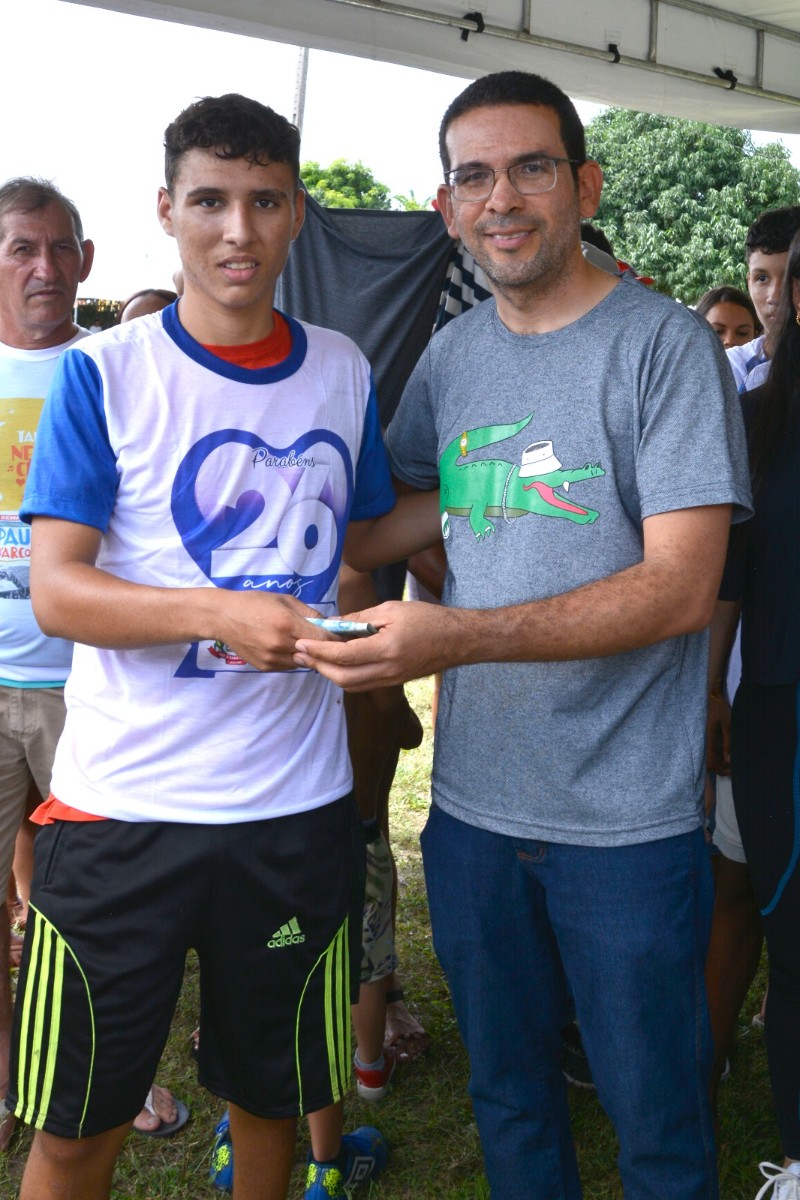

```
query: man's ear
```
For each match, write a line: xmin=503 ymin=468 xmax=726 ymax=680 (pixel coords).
xmin=436 ymin=184 xmax=459 ymax=239
xmin=577 ymin=160 xmax=604 ymax=220
xmin=79 ymin=240 xmax=95 ymax=284
xmin=157 ymin=187 xmax=174 ymax=237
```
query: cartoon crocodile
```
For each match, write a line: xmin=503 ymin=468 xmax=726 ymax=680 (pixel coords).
xmin=440 ymin=414 xmax=605 ymax=541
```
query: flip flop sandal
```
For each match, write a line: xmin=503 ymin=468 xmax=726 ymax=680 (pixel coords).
xmin=135 ymin=1089 xmax=190 ymax=1138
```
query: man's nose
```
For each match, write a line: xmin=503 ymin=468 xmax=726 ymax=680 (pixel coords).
xmin=223 ymin=204 xmax=255 ymax=243
xmin=485 ymin=169 xmax=523 ymax=212
xmin=33 ymin=248 xmax=59 ymax=280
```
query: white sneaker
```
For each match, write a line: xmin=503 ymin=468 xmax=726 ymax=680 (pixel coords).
xmin=755 ymin=1161 xmax=800 ymax=1199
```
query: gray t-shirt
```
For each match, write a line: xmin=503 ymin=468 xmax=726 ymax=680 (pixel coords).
xmin=386 ymin=276 xmax=752 ymax=846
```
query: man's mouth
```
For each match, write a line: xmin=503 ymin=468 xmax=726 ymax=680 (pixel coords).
xmin=477 ymin=222 xmax=539 ymax=251
xmin=222 ymin=260 xmax=257 ymax=271
xmin=488 ymin=231 xmax=530 ymax=249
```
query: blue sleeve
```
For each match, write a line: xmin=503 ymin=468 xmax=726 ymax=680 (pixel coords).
xmin=20 ymin=346 xmax=119 ymax=531
xmin=350 ymin=375 xmax=395 ymax=521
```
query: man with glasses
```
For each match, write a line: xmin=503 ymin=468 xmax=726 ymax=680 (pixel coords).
xmin=296 ymin=71 xmax=751 ymax=1199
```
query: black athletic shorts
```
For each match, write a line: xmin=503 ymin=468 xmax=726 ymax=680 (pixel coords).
xmin=9 ymin=794 xmax=364 ymax=1137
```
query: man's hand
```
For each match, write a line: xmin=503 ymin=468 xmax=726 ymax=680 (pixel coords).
xmin=295 ymin=600 xmax=461 ymax=691
xmin=213 ymin=590 xmax=329 ymax=672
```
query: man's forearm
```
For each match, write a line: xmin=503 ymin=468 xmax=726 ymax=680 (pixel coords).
xmin=32 ymin=559 xmax=221 ymax=649
xmin=294 ymin=505 xmax=733 ymax=690
xmin=344 ymin=490 xmax=441 ymax=572
xmin=448 ymin=558 xmax=719 ymax=670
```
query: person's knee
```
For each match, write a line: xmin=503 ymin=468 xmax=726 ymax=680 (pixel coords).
xmin=29 ymin=1124 xmax=129 ymax=1171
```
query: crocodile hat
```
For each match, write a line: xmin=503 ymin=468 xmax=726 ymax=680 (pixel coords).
xmin=519 ymin=440 xmax=562 ymax=478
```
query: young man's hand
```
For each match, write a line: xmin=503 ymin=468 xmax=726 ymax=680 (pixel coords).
xmin=213 ymin=591 xmax=331 ymax=672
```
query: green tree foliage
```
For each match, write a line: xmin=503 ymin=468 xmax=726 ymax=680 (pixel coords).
xmin=300 ymin=160 xmax=433 ymax=211
xmin=300 ymin=158 xmax=392 ymax=209
xmin=392 ymin=190 xmax=433 ymax=212
xmin=585 ymin=109 xmax=800 ymax=301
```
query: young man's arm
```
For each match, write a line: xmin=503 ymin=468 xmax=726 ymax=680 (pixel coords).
xmin=343 ymin=488 xmax=441 ymax=571
xmin=295 ymin=504 xmax=732 ymax=690
xmin=31 ymin=517 xmax=327 ymax=672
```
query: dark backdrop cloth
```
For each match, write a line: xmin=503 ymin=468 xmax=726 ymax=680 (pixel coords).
xmin=276 ymin=195 xmax=453 ymax=426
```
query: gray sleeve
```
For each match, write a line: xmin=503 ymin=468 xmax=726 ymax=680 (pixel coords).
xmin=384 ymin=346 xmax=440 ymax=490
xmin=634 ymin=312 xmax=752 ymax=525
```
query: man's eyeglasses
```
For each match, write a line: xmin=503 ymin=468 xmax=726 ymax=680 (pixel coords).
xmin=445 ymin=157 xmax=581 ymax=203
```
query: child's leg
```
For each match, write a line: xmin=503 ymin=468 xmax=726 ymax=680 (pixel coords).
xmin=354 ymin=832 xmax=399 ymax=1100
xmin=353 ymin=978 xmax=389 ymax=1066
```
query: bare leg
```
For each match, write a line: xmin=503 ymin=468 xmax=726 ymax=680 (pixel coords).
xmin=306 ymin=1100 xmax=344 ymax=1164
xmin=705 ymin=854 xmax=763 ymax=1122
xmin=226 ymin=1103 xmax=296 ymax=1200
xmin=19 ymin=1123 xmax=131 ymax=1200
xmin=353 ymin=979 xmax=388 ymax=1066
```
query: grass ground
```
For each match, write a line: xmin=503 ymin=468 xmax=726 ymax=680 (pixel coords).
xmin=0 ymin=676 xmax=780 ymax=1198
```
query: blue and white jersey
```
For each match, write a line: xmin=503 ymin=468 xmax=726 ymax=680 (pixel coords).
xmin=21 ymin=304 xmax=394 ymax=822
xmin=727 ymin=334 xmax=768 ymax=393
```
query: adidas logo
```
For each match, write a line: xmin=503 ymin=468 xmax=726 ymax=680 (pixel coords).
xmin=267 ymin=917 xmax=306 ymax=948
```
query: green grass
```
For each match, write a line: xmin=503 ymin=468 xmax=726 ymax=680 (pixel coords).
xmin=0 ymin=676 xmax=780 ymax=1198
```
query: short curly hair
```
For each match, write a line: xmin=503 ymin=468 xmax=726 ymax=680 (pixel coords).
xmin=164 ymin=94 xmax=300 ymax=192
xmin=745 ymin=206 xmax=800 ymax=261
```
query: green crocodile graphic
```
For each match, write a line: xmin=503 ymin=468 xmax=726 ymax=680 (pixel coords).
xmin=439 ymin=414 xmax=605 ymax=541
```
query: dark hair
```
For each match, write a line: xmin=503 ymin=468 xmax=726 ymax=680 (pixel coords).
xmin=117 ymin=288 xmax=178 ymax=323
xmin=164 ymin=94 xmax=300 ymax=192
xmin=749 ymin=229 xmax=800 ymax=494
xmin=439 ymin=71 xmax=586 ymax=182
xmin=694 ymin=286 xmax=760 ymax=332
xmin=745 ymin=206 xmax=800 ymax=262
xmin=0 ymin=176 xmax=84 ymax=243
xmin=580 ymin=222 xmax=614 ymax=258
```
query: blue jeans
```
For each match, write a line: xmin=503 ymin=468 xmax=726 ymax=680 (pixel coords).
xmin=421 ymin=805 xmax=717 ymax=1200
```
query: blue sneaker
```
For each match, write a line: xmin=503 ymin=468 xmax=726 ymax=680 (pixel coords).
xmin=304 ymin=1126 xmax=389 ymax=1198
xmin=209 ymin=1111 xmax=233 ymax=1192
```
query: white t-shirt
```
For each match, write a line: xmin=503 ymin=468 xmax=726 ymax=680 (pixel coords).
xmin=21 ymin=306 xmax=394 ymax=823
xmin=0 ymin=329 xmax=87 ymax=684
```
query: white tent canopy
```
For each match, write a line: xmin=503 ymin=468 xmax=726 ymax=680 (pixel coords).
xmin=65 ymin=0 xmax=800 ymax=133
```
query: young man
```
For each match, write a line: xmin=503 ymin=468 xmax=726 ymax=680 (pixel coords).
xmin=727 ymin=205 xmax=800 ymax=392
xmin=9 ymin=96 xmax=434 ymax=1200
xmin=297 ymin=71 xmax=752 ymax=1199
